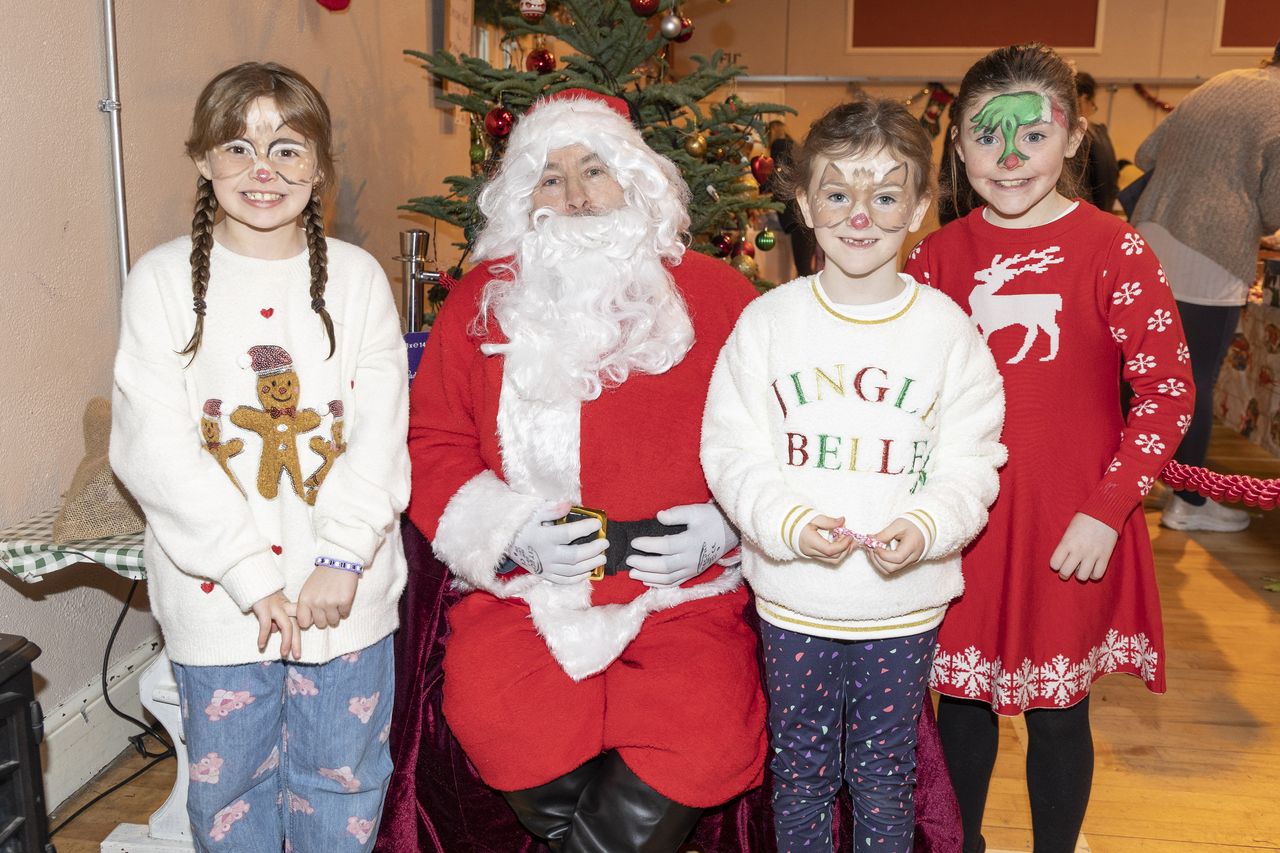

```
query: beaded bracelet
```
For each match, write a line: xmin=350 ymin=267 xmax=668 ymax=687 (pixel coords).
xmin=314 ymin=555 xmax=364 ymax=576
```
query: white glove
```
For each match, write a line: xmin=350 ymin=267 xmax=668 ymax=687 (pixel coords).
xmin=626 ymin=503 xmax=739 ymax=588
xmin=509 ymin=501 xmax=608 ymax=585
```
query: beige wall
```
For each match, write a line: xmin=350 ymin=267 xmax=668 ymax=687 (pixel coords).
xmin=0 ymin=0 xmax=461 ymax=713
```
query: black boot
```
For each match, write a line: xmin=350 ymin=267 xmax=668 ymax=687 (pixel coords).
xmin=502 ymin=754 xmax=608 ymax=850
xmin=563 ymin=751 xmax=702 ymax=853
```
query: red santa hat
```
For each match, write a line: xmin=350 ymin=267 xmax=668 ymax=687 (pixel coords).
xmin=202 ymin=398 xmax=223 ymax=420
xmin=327 ymin=399 xmax=344 ymax=420
xmin=247 ymin=345 xmax=294 ymax=377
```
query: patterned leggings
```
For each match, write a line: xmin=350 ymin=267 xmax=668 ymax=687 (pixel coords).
xmin=761 ymin=623 xmax=937 ymax=853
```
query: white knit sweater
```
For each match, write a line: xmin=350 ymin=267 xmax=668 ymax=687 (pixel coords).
xmin=111 ymin=237 xmax=409 ymax=666
xmin=701 ymin=275 xmax=1006 ymax=628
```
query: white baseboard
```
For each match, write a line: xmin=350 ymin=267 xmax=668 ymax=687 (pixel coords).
xmin=41 ymin=634 xmax=163 ymax=811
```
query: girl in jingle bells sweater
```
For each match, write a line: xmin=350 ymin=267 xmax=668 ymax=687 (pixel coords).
xmin=701 ymin=96 xmax=1006 ymax=853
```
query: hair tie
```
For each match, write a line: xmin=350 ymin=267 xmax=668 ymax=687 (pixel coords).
xmin=193 ymin=297 xmax=207 ymax=316
xmin=311 ymin=297 xmax=326 ymax=312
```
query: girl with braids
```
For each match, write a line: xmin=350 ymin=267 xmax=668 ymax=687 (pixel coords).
xmin=904 ymin=44 xmax=1193 ymax=853
xmin=110 ymin=62 xmax=408 ymax=851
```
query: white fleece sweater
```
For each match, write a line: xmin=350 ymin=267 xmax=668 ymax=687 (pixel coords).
xmin=110 ymin=236 xmax=409 ymax=666
xmin=701 ymin=275 xmax=1006 ymax=634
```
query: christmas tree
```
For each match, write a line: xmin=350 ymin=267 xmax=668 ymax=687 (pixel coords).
xmin=404 ymin=0 xmax=792 ymax=302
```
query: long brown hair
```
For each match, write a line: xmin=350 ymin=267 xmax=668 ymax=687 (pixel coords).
xmin=939 ymin=43 xmax=1086 ymax=224
xmin=181 ymin=62 xmax=336 ymax=359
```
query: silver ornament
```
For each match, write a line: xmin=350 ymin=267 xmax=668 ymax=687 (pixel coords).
xmin=659 ymin=13 xmax=683 ymax=39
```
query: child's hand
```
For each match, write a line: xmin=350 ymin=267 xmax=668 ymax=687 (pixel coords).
xmin=798 ymin=515 xmax=855 ymax=563
xmin=251 ymin=591 xmax=300 ymax=660
xmin=295 ymin=566 xmax=359 ymax=630
xmin=867 ymin=518 xmax=926 ymax=574
xmin=1049 ymin=513 xmax=1118 ymax=582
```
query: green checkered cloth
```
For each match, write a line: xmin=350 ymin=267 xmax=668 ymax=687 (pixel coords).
xmin=0 ymin=505 xmax=146 ymax=582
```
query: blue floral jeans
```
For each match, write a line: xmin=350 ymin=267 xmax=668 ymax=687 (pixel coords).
xmin=172 ymin=636 xmax=394 ymax=852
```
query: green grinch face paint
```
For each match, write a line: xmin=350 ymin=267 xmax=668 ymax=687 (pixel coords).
xmin=969 ymin=91 xmax=1068 ymax=170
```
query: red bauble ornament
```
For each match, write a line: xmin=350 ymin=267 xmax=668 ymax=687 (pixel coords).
xmin=674 ymin=14 xmax=694 ymax=42
xmin=711 ymin=233 xmax=734 ymax=257
xmin=519 ymin=0 xmax=546 ymax=22
xmin=750 ymin=155 xmax=775 ymax=185
xmin=526 ymin=48 xmax=556 ymax=74
xmin=732 ymin=239 xmax=756 ymax=258
xmin=629 ymin=0 xmax=660 ymax=16
xmin=484 ymin=106 xmax=514 ymax=138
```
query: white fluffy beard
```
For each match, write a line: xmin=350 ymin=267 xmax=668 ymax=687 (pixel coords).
xmin=480 ymin=206 xmax=694 ymax=404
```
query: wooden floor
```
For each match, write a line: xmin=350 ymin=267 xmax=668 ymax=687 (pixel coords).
xmin=47 ymin=426 xmax=1280 ymax=852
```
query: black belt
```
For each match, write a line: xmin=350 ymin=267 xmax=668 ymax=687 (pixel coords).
xmin=562 ymin=507 xmax=686 ymax=578
xmin=496 ymin=507 xmax=686 ymax=579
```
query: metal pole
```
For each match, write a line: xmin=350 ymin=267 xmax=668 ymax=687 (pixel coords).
xmin=100 ymin=0 xmax=130 ymax=289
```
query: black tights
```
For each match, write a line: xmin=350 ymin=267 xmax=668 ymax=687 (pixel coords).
xmin=937 ymin=695 xmax=1093 ymax=853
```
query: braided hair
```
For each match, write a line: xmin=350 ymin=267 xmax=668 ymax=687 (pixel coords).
xmin=304 ymin=194 xmax=336 ymax=357
xmin=180 ymin=176 xmax=219 ymax=357
xmin=181 ymin=62 xmax=336 ymax=361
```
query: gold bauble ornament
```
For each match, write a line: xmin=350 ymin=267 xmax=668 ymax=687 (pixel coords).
xmin=684 ymin=133 xmax=708 ymax=157
xmin=731 ymin=253 xmax=758 ymax=278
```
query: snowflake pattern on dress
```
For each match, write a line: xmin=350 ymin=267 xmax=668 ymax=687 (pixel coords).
xmin=189 ymin=752 xmax=223 ymax=784
xmin=1132 ymin=400 xmax=1158 ymax=417
xmin=1126 ymin=353 xmax=1156 ymax=374
xmin=1135 ymin=433 xmax=1165 ymax=454
xmin=1121 ymin=232 xmax=1145 ymax=255
xmin=205 ymin=689 xmax=255 ymax=722
xmin=1147 ymin=308 xmax=1172 ymax=332
xmin=932 ymin=629 xmax=1160 ymax=713
xmin=209 ymin=800 xmax=250 ymax=841
xmin=1110 ymin=326 xmax=1128 ymax=343
xmin=1113 ymin=282 xmax=1143 ymax=305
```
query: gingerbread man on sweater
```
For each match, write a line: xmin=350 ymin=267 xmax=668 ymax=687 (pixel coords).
xmin=304 ymin=399 xmax=347 ymax=505
xmin=199 ymin=398 xmax=245 ymax=496
xmin=231 ymin=345 xmax=321 ymax=500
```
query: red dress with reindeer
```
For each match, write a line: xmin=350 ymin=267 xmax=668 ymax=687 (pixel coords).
xmin=904 ymin=203 xmax=1194 ymax=714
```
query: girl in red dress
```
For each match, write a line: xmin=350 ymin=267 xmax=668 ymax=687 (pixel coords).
xmin=904 ymin=43 xmax=1194 ymax=853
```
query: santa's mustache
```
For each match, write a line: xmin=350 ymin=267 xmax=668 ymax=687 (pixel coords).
xmin=525 ymin=207 xmax=649 ymax=260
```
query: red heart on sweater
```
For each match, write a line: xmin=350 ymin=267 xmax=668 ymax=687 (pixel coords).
xmin=261 ymin=308 xmax=274 ymax=318
xmin=271 ymin=545 xmax=282 ymax=555
xmin=200 ymin=582 xmax=214 ymax=594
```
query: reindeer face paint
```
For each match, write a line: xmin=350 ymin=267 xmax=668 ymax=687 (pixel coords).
xmin=204 ymin=97 xmax=319 ymax=187
xmin=798 ymin=149 xmax=928 ymax=296
xmin=955 ymin=89 xmax=1084 ymax=229
xmin=803 ymin=151 xmax=917 ymax=234
xmin=195 ymin=96 xmax=319 ymax=249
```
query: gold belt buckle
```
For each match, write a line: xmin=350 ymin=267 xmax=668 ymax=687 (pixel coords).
xmin=557 ymin=505 xmax=608 ymax=580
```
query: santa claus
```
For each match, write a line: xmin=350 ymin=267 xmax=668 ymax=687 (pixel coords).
xmin=405 ymin=90 xmax=765 ymax=850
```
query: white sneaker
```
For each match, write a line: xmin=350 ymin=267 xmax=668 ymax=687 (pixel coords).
xmin=1160 ymin=494 xmax=1251 ymax=532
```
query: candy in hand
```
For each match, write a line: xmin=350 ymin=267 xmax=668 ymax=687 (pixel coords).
xmin=829 ymin=527 xmax=889 ymax=551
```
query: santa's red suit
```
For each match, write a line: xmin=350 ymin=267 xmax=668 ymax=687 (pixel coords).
xmin=406 ymin=250 xmax=766 ymax=808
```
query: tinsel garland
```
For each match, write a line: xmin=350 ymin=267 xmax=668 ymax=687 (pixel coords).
xmin=1161 ymin=461 xmax=1280 ymax=509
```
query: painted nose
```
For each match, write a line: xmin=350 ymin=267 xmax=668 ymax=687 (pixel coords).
xmin=850 ymin=212 xmax=871 ymax=229
xmin=253 ymin=167 xmax=274 ymax=183
xmin=1000 ymin=153 xmax=1022 ymax=171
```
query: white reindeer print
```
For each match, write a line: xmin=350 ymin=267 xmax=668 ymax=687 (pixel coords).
xmin=970 ymin=247 xmax=1066 ymax=364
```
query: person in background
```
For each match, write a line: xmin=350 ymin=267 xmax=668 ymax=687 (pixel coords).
xmin=1075 ymin=72 xmax=1119 ymax=213
xmin=768 ymin=120 xmax=818 ymax=276
xmin=1133 ymin=41 xmax=1280 ymax=532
